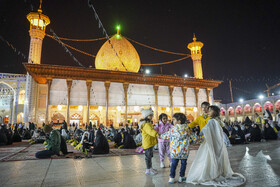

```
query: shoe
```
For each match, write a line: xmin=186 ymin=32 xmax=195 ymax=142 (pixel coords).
xmin=168 ymin=177 xmax=175 ymax=184
xmin=145 ymin=169 xmax=157 ymax=175
xmin=178 ymin=177 xmax=186 ymax=183
xmin=160 ymin=162 xmax=165 ymax=168
xmin=151 ymin=168 xmax=158 ymax=172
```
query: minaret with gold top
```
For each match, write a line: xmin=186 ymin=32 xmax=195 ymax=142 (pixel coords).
xmin=23 ymin=0 xmax=50 ymax=123
xmin=187 ymin=34 xmax=204 ymax=79
xmin=26 ymin=0 xmax=50 ymax=64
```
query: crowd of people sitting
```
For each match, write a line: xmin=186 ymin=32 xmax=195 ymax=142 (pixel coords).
xmin=0 ymin=107 xmax=279 ymax=161
xmin=222 ymin=110 xmax=280 ymax=145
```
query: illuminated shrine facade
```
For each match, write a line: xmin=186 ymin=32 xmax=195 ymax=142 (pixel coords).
xmin=24 ymin=63 xmax=221 ymax=127
xmin=0 ymin=73 xmax=26 ymax=124
xmin=220 ymin=95 xmax=280 ymax=122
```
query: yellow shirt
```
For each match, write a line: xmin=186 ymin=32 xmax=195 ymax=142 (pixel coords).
xmin=141 ymin=122 xmax=159 ymax=149
xmin=188 ymin=114 xmax=211 ymax=130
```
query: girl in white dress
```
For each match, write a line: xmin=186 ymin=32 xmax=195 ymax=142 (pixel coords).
xmin=186 ymin=105 xmax=246 ymax=186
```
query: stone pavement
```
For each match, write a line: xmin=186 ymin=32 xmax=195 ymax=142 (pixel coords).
xmin=0 ymin=140 xmax=279 ymax=187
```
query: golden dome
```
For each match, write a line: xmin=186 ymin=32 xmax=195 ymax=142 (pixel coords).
xmin=95 ymin=34 xmax=141 ymax=73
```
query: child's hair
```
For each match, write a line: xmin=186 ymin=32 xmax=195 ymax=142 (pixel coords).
xmin=139 ymin=117 xmax=152 ymax=123
xmin=159 ymin=113 xmax=168 ymax=121
xmin=173 ymin=113 xmax=187 ymax=124
xmin=201 ymin=101 xmax=210 ymax=107
xmin=209 ymin=105 xmax=220 ymax=118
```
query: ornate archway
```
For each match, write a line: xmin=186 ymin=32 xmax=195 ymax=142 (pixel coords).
xmin=51 ymin=112 xmax=65 ymax=124
xmin=220 ymin=108 xmax=226 ymax=116
xmin=187 ymin=114 xmax=194 ymax=122
xmin=235 ymin=106 xmax=243 ymax=115
xmin=244 ymin=104 xmax=251 ymax=114
xmin=89 ymin=113 xmax=100 ymax=126
xmin=253 ymin=103 xmax=262 ymax=113
xmin=264 ymin=101 xmax=273 ymax=112
xmin=228 ymin=107 xmax=235 ymax=116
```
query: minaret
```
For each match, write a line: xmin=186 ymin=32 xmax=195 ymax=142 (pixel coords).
xmin=26 ymin=0 xmax=50 ymax=64
xmin=187 ymin=34 xmax=204 ymax=79
xmin=23 ymin=0 xmax=50 ymax=123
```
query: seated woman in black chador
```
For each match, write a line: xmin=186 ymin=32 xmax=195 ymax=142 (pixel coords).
xmin=12 ymin=128 xmax=22 ymax=142
xmin=249 ymin=123 xmax=262 ymax=142
xmin=122 ymin=132 xmax=137 ymax=149
xmin=91 ymin=129 xmax=109 ymax=154
xmin=263 ymin=122 xmax=278 ymax=140
xmin=230 ymin=124 xmax=245 ymax=144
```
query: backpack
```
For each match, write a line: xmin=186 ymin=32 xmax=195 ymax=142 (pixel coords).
xmin=60 ymin=135 xmax=68 ymax=155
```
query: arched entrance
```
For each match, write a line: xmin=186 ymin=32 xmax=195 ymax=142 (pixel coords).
xmin=220 ymin=108 xmax=226 ymax=116
xmin=89 ymin=113 xmax=100 ymax=126
xmin=264 ymin=101 xmax=273 ymax=112
xmin=51 ymin=112 xmax=65 ymax=125
xmin=17 ymin=113 xmax=23 ymax=123
xmin=187 ymin=114 xmax=194 ymax=122
xmin=253 ymin=103 xmax=262 ymax=113
xmin=244 ymin=104 xmax=252 ymax=114
xmin=0 ymin=82 xmax=15 ymax=124
xmin=70 ymin=113 xmax=83 ymax=127
xmin=235 ymin=106 xmax=243 ymax=115
xmin=275 ymin=100 xmax=280 ymax=111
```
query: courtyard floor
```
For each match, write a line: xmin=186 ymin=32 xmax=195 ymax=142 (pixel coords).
xmin=0 ymin=140 xmax=279 ymax=187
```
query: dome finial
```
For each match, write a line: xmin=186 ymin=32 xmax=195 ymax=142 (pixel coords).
xmin=38 ymin=0 xmax=43 ymax=13
xmin=116 ymin=25 xmax=120 ymax=35
xmin=193 ymin=33 xmax=197 ymax=41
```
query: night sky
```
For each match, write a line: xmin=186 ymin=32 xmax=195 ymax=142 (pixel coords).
xmin=1 ymin=0 xmax=280 ymax=103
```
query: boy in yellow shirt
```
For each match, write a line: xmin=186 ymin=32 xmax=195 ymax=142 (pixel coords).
xmin=188 ymin=102 xmax=211 ymax=130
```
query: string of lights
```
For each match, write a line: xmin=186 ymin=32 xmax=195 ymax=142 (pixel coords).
xmin=46 ymin=34 xmax=96 ymax=58
xmin=45 ymin=33 xmax=108 ymax=42
xmin=141 ymin=55 xmax=190 ymax=66
xmin=50 ymin=29 xmax=85 ymax=67
xmin=125 ymin=37 xmax=188 ymax=56
xmin=87 ymin=0 xmax=127 ymax=71
xmin=0 ymin=35 xmax=28 ymax=60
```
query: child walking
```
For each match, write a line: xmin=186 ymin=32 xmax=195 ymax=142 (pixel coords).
xmin=154 ymin=113 xmax=173 ymax=168
xmin=139 ymin=108 xmax=159 ymax=175
xmin=161 ymin=113 xmax=201 ymax=183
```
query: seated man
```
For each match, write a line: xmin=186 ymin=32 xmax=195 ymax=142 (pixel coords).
xmin=35 ymin=125 xmax=61 ymax=159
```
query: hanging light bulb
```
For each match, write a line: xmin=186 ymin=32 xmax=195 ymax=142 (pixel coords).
xmin=180 ymin=107 xmax=184 ymax=113
xmin=98 ymin=106 xmax=103 ymax=111
xmin=57 ymin=105 xmax=62 ymax=110
xmin=193 ymin=107 xmax=198 ymax=112
xmin=166 ymin=107 xmax=170 ymax=112
xmin=134 ymin=106 xmax=139 ymax=112
xmin=117 ymin=106 xmax=121 ymax=111
xmin=78 ymin=105 xmax=83 ymax=111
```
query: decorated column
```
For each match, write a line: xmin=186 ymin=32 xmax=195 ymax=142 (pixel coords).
xmin=182 ymin=87 xmax=187 ymax=116
xmin=104 ymin=81 xmax=111 ymax=126
xmin=206 ymin=88 xmax=211 ymax=104
xmin=13 ymin=80 xmax=20 ymax=124
xmin=45 ymin=78 xmax=52 ymax=123
xmin=123 ymin=82 xmax=129 ymax=125
xmin=86 ymin=80 xmax=92 ymax=124
xmin=194 ymin=87 xmax=199 ymax=115
xmin=66 ymin=79 xmax=72 ymax=125
xmin=169 ymin=86 xmax=174 ymax=117
xmin=153 ymin=85 xmax=159 ymax=121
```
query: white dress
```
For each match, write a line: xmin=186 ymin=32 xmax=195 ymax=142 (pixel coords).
xmin=187 ymin=118 xmax=246 ymax=186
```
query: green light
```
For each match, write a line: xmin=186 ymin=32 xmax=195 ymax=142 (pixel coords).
xmin=116 ymin=34 xmax=120 ymax=39
xmin=116 ymin=25 xmax=120 ymax=30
